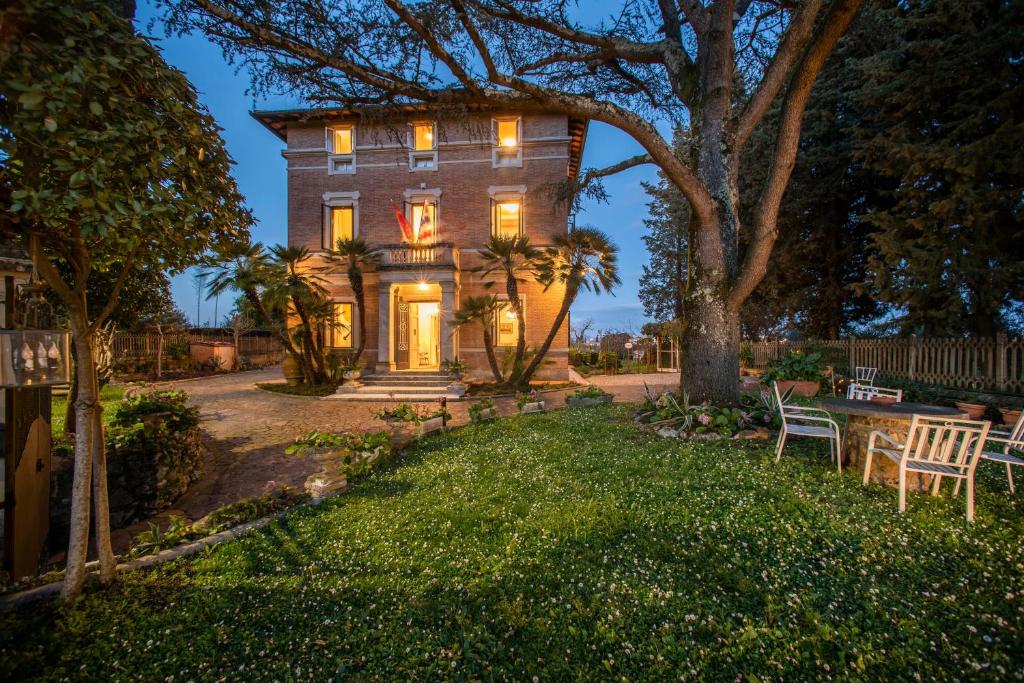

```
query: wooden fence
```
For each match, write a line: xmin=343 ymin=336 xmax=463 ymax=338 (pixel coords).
xmin=748 ymin=335 xmax=1023 ymax=394
xmin=111 ymin=332 xmax=282 ymax=366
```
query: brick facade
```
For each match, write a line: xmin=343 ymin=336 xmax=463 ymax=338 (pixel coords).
xmin=256 ymin=108 xmax=585 ymax=380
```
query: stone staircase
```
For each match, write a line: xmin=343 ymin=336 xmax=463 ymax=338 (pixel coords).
xmin=327 ymin=370 xmax=464 ymax=402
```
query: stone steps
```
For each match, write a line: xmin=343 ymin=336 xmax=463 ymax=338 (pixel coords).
xmin=329 ymin=371 xmax=462 ymax=402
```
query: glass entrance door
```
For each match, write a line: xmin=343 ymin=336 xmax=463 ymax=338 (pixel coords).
xmin=408 ymin=302 xmax=440 ymax=369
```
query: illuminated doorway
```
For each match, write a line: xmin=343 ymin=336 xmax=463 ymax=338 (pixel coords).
xmin=409 ymin=302 xmax=439 ymax=369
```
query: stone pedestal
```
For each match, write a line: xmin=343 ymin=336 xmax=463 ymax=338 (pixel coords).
xmin=844 ymin=416 xmax=933 ymax=491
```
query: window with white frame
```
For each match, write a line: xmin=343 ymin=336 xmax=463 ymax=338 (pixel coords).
xmin=326 ymin=124 xmax=356 ymax=174
xmin=409 ymin=121 xmax=437 ymax=170
xmin=330 ymin=302 xmax=354 ymax=348
xmin=488 ymin=185 xmax=526 ymax=240
xmin=322 ymin=192 xmax=359 ymax=249
xmin=492 ymin=116 xmax=522 ymax=167
xmin=495 ymin=299 xmax=522 ymax=347
xmin=406 ymin=199 xmax=438 ymax=243
xmin=491 ymin=199 xmax=522 ymax=239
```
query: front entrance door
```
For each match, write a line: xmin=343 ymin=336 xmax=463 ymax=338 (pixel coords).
xmin=408 ymin=302 xmax=440 ymax=369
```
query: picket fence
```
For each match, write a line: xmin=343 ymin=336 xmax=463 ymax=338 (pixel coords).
xmin=749 ymin=335 xmax=1024 ymax=394
xmin=111 ymin=332 xmax=282 ymax=364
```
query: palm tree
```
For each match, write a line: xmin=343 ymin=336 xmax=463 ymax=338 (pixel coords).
xmin=521 ymin=227 xmax=620 ymax=385
xmin=264 ymin=245 xmax=331 ymax=384
xmin=200 ymin=240 xmax=301 ymax=363
xmin=451 ymin=295 xmax=505 ymax=383
xmin=475 ymin=235 xmax=541 ymax=385
xmin=330 ymin=237 xmax=379 ymax=365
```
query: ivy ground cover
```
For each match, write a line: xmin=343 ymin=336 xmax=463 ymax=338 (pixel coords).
xmin=4 ymin=406 xmax=1022 ymax=680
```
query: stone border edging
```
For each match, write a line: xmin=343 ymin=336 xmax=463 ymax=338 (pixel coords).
xmin=0 ymin=497 xmax=325 ymax=610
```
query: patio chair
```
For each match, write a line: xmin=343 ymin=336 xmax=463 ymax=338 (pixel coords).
xmin=847 ymin=383 xmax=903 ymax=402
xmin=773 ymin=381 xmax=843 ymax=472
xmin=954 ymin=410 xmax=1024 ymax=496
xmin=855 ymin=366 xmax=878 ymax=386
xmin=863 ymin=415 xmax=991 ymax=521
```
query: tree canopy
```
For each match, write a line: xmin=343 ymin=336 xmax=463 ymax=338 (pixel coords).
xmin=161 ymin=0 xmax=863 ymax=403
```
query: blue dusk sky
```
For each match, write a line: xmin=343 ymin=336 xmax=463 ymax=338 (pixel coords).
xmin=136 ymin=2 xmax=661 ymax=334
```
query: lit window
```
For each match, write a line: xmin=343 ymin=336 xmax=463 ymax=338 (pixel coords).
xmin=326 ymin=125 xmax=356 ymax=174
xmin=408 ymin=201 xmax=437 ymax=243
xmin=492 ymin=200 xmax=522 ymax=239
xmin=492 ymin=117 xmax=523 ymax=168
xmin=495 ymin=300 xmax=521 ymax=347
xmin=495 ymin=118 xmax=520 ymax=148
xmin=328 ymin=206 xmax=354 ymax=248
xmin=331 ymin=303 xmax=353 ymax=348
xmin=412 ymin=122 xmax=435 ymax=151
xmin=330 ymin=126 xmax=353 ymax=154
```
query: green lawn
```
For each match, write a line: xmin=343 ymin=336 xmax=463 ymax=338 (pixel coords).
xmin=5 ymin=406 xmax=1023 ymax=680
xmin=50 ymin=383 xmax=125 ymax=437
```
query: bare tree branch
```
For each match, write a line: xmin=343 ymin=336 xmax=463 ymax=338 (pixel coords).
xmin=730 ymin=0 xmax=864 ymax=309
xmin=734 ymin=0 xmax=826 ymax=151
xmin=578 ymin=153 xmax=654 ymax=190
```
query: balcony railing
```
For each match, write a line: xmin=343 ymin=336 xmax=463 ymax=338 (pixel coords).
xmin=378 ymin=242 xmax=458 ymax=269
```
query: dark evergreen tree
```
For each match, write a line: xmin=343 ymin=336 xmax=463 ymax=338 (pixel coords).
xmin=853 ymin=0 xmax=1024 ymax=336
xmin=639 ymin=165 xmax=689 ymax=324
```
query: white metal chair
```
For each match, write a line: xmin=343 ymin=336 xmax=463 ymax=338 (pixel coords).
xmin=955 ymin=410 xmax=1024 ymax=496
xmin=863 ymin=415 xmax=991 ymax=521
xmin=847 ymin=383 xmax=903 ymax=402
xmin=773 ymin=381 xmax=843 ymax=472
xmin=855 ymin=366 xmax=878 ymax=385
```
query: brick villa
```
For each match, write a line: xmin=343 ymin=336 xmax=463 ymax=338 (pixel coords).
xmin=253 ymin=105 xmax=587 ymax=389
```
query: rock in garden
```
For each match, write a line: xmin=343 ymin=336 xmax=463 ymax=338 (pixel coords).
xmin=656 ymin=427 xmax=680 ymax=438
xmin=734 ymin=428 xmax=771 ymax=441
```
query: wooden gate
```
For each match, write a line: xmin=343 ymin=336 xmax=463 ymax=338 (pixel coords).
xmin=3 ymin=387 xmax=51 ymax=581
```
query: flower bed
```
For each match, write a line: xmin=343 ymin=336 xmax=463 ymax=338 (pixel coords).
xmin=634 ymin=388 xmax=777 ymax=440
xmin=566 ymin=386 xmax=614 ymax=407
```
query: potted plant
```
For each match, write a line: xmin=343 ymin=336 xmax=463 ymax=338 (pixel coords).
xmin=953 ymin=400 xmax=987 ymax=420
xmin=566 ymin=386 xmax=614 ymax=407
xmin=442 ymin=357 xmax=469 ymax=396
xmin=761 ymin=350 xmax=824 ymax=397
xmin=442 ymin=357 xmax=468 ymax=381
xmin=374 ymin=403 xmax=450 ymax=437
xmin=469 ymin=398 xmax=497 ymax=423
xmin=281 ymin=352 xmax=304 ymax=385
xmin=999 ymin=405 xmax=1022 ymax=426
xmin=517 ymin=389 xmax=544 ymax=414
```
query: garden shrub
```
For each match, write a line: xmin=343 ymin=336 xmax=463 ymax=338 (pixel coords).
xmin=50 ymin=390 xmax=204 ymax=550
xmin=762 ymin=350 xmax=825 ymax=382
xmin=468 ymin=398 xmax=496 ymax=423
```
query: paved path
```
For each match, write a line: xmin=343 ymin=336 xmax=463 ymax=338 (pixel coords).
xmin=110 ymin=367 xmax=680 ymax=550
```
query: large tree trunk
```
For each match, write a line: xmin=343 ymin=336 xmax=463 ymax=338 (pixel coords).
xmin=680 ymin=285 xmax=741 ymax=405
xmin=62 ymin=317 xmax=96 ymax=602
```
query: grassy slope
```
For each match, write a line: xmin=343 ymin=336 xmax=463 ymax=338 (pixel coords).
xmin=4 ymin=406 xmax=1022 ymax=680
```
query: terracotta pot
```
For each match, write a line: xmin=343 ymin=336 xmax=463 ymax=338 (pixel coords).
xmin=869 ymin=396 xmax=897 ymax=406
xmin=775 ymin=380 xmax=819 ymax=398
xmin=999 ymin=407 xmax=1022 ymax=426
xmin=281 ymin=354 xmax=304 ymax=386
xmin=954 ymin=401 xmax=986 ymax=420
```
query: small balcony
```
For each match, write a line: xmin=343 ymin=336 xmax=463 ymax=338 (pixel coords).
xmin=378 ymin=242 xmax=459 ymax=270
